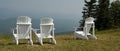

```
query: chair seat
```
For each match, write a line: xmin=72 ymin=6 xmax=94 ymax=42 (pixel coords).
xmin=13 ymin=34 xmax=30 ymax=39
xmin=75 ymin=31 xmax=91 ymax=36
xmin=36 ymin=34 xmax=53 ymax=38
xmin=75 ymin=31 xmax=91 ymax=40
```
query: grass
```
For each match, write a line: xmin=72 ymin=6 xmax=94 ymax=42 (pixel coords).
xmin=0 ymin=29 xmax=120 ymax=51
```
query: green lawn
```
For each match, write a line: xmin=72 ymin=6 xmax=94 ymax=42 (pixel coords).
xmin=0 ymin=29 xmax=120 ymax=51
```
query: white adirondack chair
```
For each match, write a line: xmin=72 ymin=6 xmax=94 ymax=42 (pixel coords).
xmin=33 ymin=17 xmax=56 ymax=45
xmin=13 ymin=16 xmax=33 ymax=45
xmin=74 ymin=17 xmax=97 ymax=40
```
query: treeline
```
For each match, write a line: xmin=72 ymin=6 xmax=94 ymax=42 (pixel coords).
xmin=80 ymin=0 xmax=120 ymax=30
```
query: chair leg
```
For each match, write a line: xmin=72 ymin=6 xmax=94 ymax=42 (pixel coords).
xmin=49 ymin=38 xmax=52 ymax=42
xmin=92 ymin=35 xmax=97 ymax=40
xmin=52 ymin=38 xmax=56 ymax=44
xmin=74 ymin=34 xmax=80 ymax=40
xmin=84 ymin=36 xmax=88 ymax=40
xmin=74 ymin=33 xmax=77 ymax=40
xmin=14 ymin=37 xmax=18 ymax=45
xmin=30 ymin=39 xmax=33 ymax=45
xmin=38 ymin=38 xmax=43 ymax=45
xmin=16 ymin=39 xmax=18 ymax=45
xmin=74 ymin=36 xmax=77 ymax=40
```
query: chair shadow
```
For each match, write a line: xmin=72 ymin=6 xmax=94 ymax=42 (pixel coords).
xmin=63 ymin=37 xmax=88 ymax=41
xmin=0 ymin=42 xmax=33 ymax=46
xmin=0 ymin=43 xmax=6 ymax=46
xmin=0 ymin=43 xmax=15 ymax=46
xmin=62 ymin=36 xmax=75 ymax=40
xmin=7 ymin=43 xmax=16 ymax=45
xmin=0 ymin=41 xmax=55 ymax=46
xmin=63 ymin=38 xmax=74 ymax=40
xmin=7 ymin=43 xmax=29 ymax=45
xmin=34 ymin=42 xmax=54 ymax=45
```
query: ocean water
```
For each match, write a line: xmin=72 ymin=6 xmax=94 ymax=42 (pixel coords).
xmin=0 ymin=16 xmax=81 ymax=35
xmin=0 ymin=6 xmax=82 ymax=35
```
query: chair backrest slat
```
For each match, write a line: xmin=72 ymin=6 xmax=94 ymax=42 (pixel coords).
xmin=17 ymin=16 xmax=31 ymax=24
xmin=40 ymin=17 xmax=53 ymax=24
xmin=40 ymin=17 xmax=54 ymax=36
xmin=16 ymin=16 xmax=31 ymax=39
xmin=84 ymin=17 xmax=95 ymax=34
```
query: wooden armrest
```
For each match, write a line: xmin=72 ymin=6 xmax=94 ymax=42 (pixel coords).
xmin=12 ymin=28 xmax=17 ymax=34
xmin=73 ymin=27 xmax=83 ymax=31
xmin=32 ymin=28 xmax=40 ymax=34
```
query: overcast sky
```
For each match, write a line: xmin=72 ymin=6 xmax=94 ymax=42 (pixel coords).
xmin=0 ymin=0 xmax=116 ymax=18
xmin=0 ymin=0 xmax=85 ymax=18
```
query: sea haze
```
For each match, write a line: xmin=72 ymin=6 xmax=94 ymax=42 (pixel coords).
xmin=0 ymin=16 xmax=80 ymax=34
xmin=0 ymin=8 xmax=81 ymax=34
xmin=0 ymin=0 xmax=84 ymax=34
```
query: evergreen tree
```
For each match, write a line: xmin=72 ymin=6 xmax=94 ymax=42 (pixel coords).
xmin=79 ymin=0 xmax=120 ymax=30
xmin=110 ymin=0 xmax=120 ymax=27
xmin=95 ymin=0 xmax=113 ymax=30
xmin=79 ymin=0 xmax=97 ymax=29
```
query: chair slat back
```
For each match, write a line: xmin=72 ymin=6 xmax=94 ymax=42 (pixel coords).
xmin=85 ymin=24 xmax=92 ymax=33
xmin=84 ymin=17 xmax=95 ymax=34
xmin=40 ymin=17 xmax=54 ymax=36
xmin=17 ymin=16 xmax=31 ymax=24
xmin=17 ymin=16 xmax=31 ymax=39
xmin=40 ymin=25 xmax=53 ymax=36
xmin=85 ymin=17 xmax=95 ymax=23
xmin=17 ymin=25 xmax=30 ymax=38
xmin=40 ymin=17 xmax=53 ymax=24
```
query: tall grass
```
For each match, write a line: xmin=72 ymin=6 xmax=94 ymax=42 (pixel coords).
xmin=0 ymin=29 xmax=120 ymax=51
